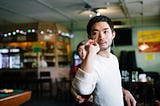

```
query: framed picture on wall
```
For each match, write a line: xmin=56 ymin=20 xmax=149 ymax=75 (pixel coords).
xmin=138 ymin=30 xmax=160 ymax=52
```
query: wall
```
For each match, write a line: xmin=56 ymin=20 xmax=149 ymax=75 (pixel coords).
xmin=71 ymin=26 xmax=160 ymax=74
xmin=133 ymin=26 xmax=160 ymax=73
xmin=71 ymin=31 xmax=88 ymax=52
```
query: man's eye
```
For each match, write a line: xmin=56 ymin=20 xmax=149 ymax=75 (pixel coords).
xmin=92 ymin=31 xmax=98 ymax=35
xmin=104 ymin=30 xmax=109 ymax=34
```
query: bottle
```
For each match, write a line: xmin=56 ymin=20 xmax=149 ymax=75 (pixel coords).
xmin=132 ymin=71 xmax=138 ymax=82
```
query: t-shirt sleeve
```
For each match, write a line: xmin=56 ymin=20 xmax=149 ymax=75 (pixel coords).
xmin=72 ymin=68 xmax=97 ymax=95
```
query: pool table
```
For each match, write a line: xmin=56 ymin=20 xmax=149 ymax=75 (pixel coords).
xmin=0 ymin=90 xmax=32 ymax=106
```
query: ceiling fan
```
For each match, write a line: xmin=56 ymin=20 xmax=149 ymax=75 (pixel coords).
xmin=79 ymin=2 xmax=107 ymax=16
xmin=84 ymin=3 xmax=106 ymax=14
xmin=78 ymin=0 xmax=121 ymax=17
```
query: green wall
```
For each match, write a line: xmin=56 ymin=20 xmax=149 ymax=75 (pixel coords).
xmin=71 ymin=31 xmax=88 ymax=52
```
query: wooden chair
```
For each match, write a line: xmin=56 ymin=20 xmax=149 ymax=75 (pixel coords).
xmin=39 ymin=71 xmax=52 ymax=97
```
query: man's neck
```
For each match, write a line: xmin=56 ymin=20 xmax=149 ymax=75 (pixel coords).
xmin=98 ymin=50 xmax=111 ymax=58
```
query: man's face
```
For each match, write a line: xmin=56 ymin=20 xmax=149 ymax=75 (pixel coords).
xmin=89 ymin=22 xmax=115 ymax=51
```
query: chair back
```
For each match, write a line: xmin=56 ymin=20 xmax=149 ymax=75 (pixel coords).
xmin=40 ymin=71 xmax=51 ymax=79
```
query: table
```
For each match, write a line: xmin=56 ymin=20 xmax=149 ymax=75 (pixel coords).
xmin=0 ymin=90 xmax=32 ymax=106
xmin=122 ymin=81 xmax=154 ymax=105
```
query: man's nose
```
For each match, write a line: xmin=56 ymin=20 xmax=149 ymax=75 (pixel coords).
xmin=99 ymin=32 xmax=104 ymax=39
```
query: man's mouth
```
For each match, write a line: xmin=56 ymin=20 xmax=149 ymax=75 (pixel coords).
xmin=99 ymin=41 xmax=106 ymax=46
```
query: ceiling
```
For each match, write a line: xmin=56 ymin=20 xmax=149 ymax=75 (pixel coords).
xmin=0 ymin=0 xmax=160 ymax=31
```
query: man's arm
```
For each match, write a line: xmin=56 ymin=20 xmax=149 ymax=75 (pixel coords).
xmin=80 ymin=39 xmax=99 ymax=73
xmin=72 ymin=39 xmax=99 ymax=95
xmin=122 ymin=88 xmax=137 ymax=106
xmin=72 ymin=68 xmax=97 ymax=95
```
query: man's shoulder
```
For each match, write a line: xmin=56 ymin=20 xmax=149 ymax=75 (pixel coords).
xmin=110 ymin=53 xmax=118 ymax=58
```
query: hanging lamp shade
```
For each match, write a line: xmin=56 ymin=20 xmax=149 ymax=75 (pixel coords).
xmin=139 ymin=43 xmax=149 ymax=51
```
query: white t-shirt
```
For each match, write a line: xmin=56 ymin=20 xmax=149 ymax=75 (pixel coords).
xmin=72 ymin=53 xmax=124 ymax=106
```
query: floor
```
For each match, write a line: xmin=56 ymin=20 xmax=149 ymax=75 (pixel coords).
xmin=22 ymin=94 xmax=75 ymax=106
xmin=21 ymin=83 xmax=157 ymax=106
xmin=21 ymin=77 xmax=74 ymax=106
xmin=22 ymin=94 xmax=156 ymax=106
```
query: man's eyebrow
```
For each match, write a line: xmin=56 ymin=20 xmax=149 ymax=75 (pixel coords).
xmin=103 ymin=28 xmax=110 ymax=30
xmin=92 ymin=27 xmax=110 ymax=31
xmin=91 ymin=29 xmax=98 ymax=32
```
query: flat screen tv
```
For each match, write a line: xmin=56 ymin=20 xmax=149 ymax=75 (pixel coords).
xmin=114 ymin=28 xmax=132 ymax=46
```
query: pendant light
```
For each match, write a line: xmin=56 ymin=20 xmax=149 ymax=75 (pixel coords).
xmin=138 ymin=1 xmax=149 ymax=51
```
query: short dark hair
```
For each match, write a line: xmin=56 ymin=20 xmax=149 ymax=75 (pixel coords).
xmin=76 ymin=40 xmax=86 ymax=54
xmin=87 ymin=15 xmax=114 ymax=37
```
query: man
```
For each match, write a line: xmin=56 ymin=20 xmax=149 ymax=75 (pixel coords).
xmin=39 ymin=56 xmax=48 ymax=68
xmin=72 ymin=15 xmax=136 ymax=106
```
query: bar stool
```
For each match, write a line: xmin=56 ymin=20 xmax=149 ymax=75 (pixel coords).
xmin=39 ymin=71 xmax=52 ymax=97
xmin=55 ymin=77 xmax=71 ymax=101
xmin=23 ymin=71 xmax=39 ymax=96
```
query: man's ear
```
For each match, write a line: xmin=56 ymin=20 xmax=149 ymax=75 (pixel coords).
xmin=112 ymin=31 xmax=116 ymax=40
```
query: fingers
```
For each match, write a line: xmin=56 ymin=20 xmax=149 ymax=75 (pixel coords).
xmin=85 ymin=39 xmax=100 ymax=53
xmin=87 ymin=95 xmax=93 ymax=102
xmin=131 ymin=98 xmax=137 ymax=106
xmin=129 ymin=93 xmax=136 ymax=106
xmin=125 ymin=97 xmax=131 ymax=106
xmin=76 ymin=95 xmax=85 ymax=103
xmin=126 ymin=96 xmax=136 ymax=106
xmin=85 ymin=39 xmax=94 ymax=51
xmin=85 ymin=39 xmax=95 ymax=45
xmin=85 ymin=39 xmax=97 ymax=47
xmin=124 ymin=89 xmax=137 ymax=106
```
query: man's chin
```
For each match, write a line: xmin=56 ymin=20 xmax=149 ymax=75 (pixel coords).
xmin=100 ymin=46 xmax=110 ymax=51
xmin=100 ymin=48 xmax=108 ymax=51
